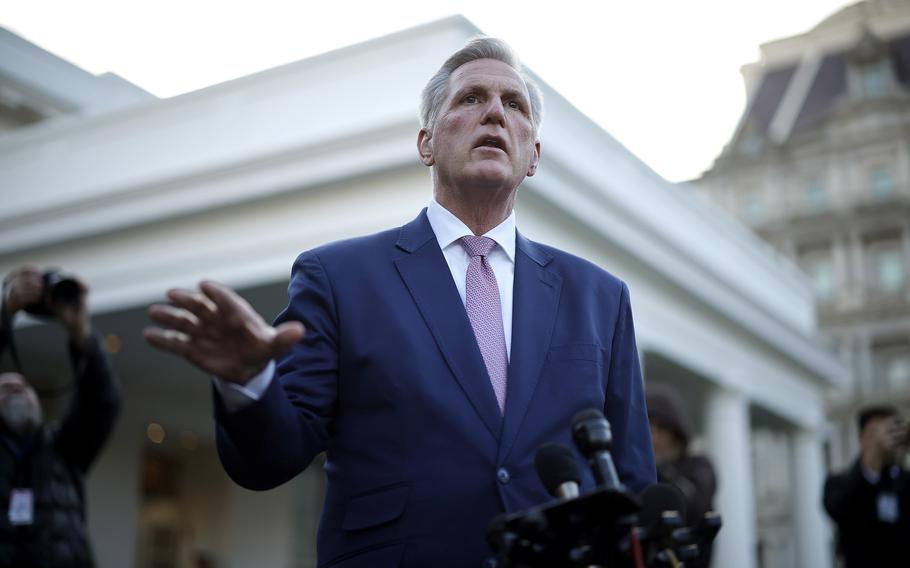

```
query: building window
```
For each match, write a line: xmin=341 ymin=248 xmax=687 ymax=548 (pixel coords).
xmin=865 ymin=239 xmax=905 ymax=294
xmin=800 ymin=247 xmax=835 ymax=301
xmin=872 ymin=344 xmax=910 ymax=391
xmin=860 ymin=60 xmax=890 ymax=99
xmin=869 ymin=165 xmax=894 ymax=199
xmin=740 ymin=132 xmax=764 ymax=157
xmin=804 ymin=176 xmax=827 ymax=212
xmin=742 ymin=189 xmax=767 ymax=224
xmin=878 ymin=249 xmax=905 ymax=292
xmin=887 ymin=353 xmax=910 ymax=389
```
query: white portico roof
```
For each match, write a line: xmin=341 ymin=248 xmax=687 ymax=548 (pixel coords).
xmin=0 ymin=16 xmax=846 ymax=417
xmin=0 ymin=27 xmax=154 ymax=123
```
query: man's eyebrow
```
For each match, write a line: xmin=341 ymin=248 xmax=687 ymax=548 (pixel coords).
xmin=451 ymin=84 xmax=488 ymax=98
xmin=451 ymin=84 xmax=529 ymax=102
xmin=501 ymin=88 xmax=529 ymax=102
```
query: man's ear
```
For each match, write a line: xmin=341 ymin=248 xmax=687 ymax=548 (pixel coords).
xmin=526 ymin=140 xmax=541 ymax=177
xmin=417 ymin=129 xmax=434 ymax=166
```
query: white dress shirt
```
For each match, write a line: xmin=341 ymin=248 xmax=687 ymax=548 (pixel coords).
xmin=215 ymin=200 xmax=517 ymax=411
xmin=425 ymin=198 xmax=515 ymax=358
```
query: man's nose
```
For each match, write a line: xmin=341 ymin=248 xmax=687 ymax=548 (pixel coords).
xmin=480 ymin=98 xmax=505 ymax=126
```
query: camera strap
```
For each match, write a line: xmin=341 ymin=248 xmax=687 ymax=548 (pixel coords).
xmin=0 ymin=279 xmax=25 ymax=374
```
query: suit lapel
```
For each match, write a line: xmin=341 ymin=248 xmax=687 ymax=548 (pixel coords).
xmin=498 ymin=233 xmax=562 ymax=463
xmin=394 ymin=211 xmax=503 ymax=441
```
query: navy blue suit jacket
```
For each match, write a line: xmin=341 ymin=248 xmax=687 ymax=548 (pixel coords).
xmin=215 ymin=210 xmax=655 ymax=567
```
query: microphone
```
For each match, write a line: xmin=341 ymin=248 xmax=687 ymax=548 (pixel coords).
xmin=686 ymin=511 xmax=721 ymax=568
xmin=571 ymin=408 xmax=623 ymax=490
xmin=534 ymin=442 xmax=582 ymax=499
xmin=638 ymin=483 xmax=686 ymax=532
xmin=638 ymin=483 xmax=688 ymax=568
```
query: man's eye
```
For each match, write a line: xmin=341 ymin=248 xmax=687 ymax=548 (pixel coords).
xmin=464 ymin=95 xmax=479 ymax=104
xmin=508 ymin=100 xmax=522 ymax=110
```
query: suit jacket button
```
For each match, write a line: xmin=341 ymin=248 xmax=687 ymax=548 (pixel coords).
xmin=497 ymin=467 xmax=511 ymax=484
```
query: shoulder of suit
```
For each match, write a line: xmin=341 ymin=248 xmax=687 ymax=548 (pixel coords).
xmin=527 ymin=240 xmax=626 ymax=290
xmin=299 ymin=225 xmax=403 ymax=262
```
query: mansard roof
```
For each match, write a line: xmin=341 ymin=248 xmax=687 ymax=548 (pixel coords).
xmin=740 ymin=32 xmax=909 ymax=141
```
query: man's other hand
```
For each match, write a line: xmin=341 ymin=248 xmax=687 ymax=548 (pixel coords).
xmin=144 ymin=280 xmax=305 ymax=384
xmin=3 ymin=265 xmax=43 ymax=316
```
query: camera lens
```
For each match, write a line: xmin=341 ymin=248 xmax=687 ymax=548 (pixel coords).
xmin=48 ymin=276 xmax=81 ymax=306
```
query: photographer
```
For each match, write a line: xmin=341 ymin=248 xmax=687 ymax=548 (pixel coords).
xmin=824 ymin=405 xmax=909 ymax=568
xmin=645 ymin=383 xmax=717 ymax=527
xmin=0 ymin=266 xmax=120 ymax=568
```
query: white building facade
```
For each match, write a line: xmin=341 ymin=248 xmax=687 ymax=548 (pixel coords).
xmin=1 ymin=18 xmax=844 ymax=568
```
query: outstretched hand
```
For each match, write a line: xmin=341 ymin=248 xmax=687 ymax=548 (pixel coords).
xmin=144 ymin=280 xmax=305 ymax=384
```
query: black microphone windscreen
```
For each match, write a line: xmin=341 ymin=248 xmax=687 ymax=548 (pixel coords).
xmin=534 ymin=442 xmax=582 ymax=497
xmin=571 ymin=408 xmax=614 ymax=456
xmin=639 ymin=483 xmax=687 ymax=529
xmin=572 ymin=408 xmax=606 ymax=426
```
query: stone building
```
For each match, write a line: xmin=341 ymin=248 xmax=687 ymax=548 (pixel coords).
xmin=693 ymin=0 xmax=910 ymax=564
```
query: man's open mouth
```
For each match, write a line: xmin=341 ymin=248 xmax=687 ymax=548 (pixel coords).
xmin=475 ymin=137 xmax=506 ymax=152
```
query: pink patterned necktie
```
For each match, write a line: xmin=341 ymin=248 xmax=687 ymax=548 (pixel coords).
xmin=460 ymin=235 xmax=508 ymax=413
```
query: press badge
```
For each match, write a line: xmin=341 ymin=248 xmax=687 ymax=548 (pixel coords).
xmin=877 ymin=492 xmax=899 ymax=524
xmin=8 ymin=488 xmax=33 ymax=526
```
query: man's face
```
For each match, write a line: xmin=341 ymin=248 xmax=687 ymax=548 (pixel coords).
xmin=650 ymin=421 xmax=681 ymax=467
xmin=0 ymin=373 xmax=42 ymax=436
xmin=418 ymin=58 xmax=540 ymax=198
xmin=861 ymin=414 xmax=903 ymax=457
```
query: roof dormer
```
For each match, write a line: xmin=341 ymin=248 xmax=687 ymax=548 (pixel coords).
xmin=847 ymin=28 xmax=898 ymax=99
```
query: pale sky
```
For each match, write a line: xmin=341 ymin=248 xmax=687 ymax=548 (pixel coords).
xmin=1 ymin=0 xmax=859 ymax=181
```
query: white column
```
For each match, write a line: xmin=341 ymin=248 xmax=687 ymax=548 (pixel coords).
xmin=791 ymin=429 xmax=834 ymax=568
xmin=705 ymin=387 xmax=756 ymax=568
xmin=86 ymin=421 xmax=144 ymax=568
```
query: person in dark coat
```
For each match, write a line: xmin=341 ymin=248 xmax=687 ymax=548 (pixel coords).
xmin=646 ymin=383 xmax=717 ymax=526
xmin=823 ymin=405 xmax=909 ymax=568
xmin=0 ymin=266 xmax=120 ymax=567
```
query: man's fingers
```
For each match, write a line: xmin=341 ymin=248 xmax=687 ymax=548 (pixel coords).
xmin=148 ymin=304 xmax=203 ymax=336
xmin=145 ymin=327 xmax=222 ymax=375
xmin=199 ymin=280 xmax=270 ymax=338
xmin=143 ymin=327 xmax=193 ymax=356
xmin=167 ymin=288 xmax=218 ymax=323
xmin=10 ymin=265 xmax=41 ymax=280
xmin=16 ymin=283 xmax=42 ymax=302
xmin=199 ymin=280 xmax=253 ymax=317
xmin=4 ymin=272 xmax=43 ymax=312
xmin=269 ymin=321 xmax=306 ymax=357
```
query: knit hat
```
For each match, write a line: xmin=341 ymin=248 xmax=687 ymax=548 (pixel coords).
xmin=646 ymin=383 xmax=694 ymax=448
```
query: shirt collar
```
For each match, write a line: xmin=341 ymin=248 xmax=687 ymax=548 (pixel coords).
xmin=427 ymin=199 xmax=516 ymax=262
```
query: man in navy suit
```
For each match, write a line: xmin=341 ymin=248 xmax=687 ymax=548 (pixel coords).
xmin=146 ymin=37 xmax=655 ymax=567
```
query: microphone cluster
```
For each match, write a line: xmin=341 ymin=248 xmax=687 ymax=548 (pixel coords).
xmin=485 ymin=409 xmax=721 ymax=568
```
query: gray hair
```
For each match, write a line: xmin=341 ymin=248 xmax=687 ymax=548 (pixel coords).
xmin=419 ymin=37 xmax=544 ymax=133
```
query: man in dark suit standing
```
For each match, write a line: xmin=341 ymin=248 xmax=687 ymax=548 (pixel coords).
xmin=146 ymin=37 xmax=655 ymax=567
xmin=824 ymin=405 xmax=909 ymax=568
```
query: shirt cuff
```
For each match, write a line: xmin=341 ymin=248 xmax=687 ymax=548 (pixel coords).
xmin=212 ymin=360 xmax=275 ymax=413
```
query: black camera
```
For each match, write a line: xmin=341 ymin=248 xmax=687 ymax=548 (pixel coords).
xmin=24 ymin=270 xmax=82 ymax=318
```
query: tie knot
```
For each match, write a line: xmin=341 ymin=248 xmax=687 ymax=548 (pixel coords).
xmin=460 ymin=235 xmax=497 ymax=258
